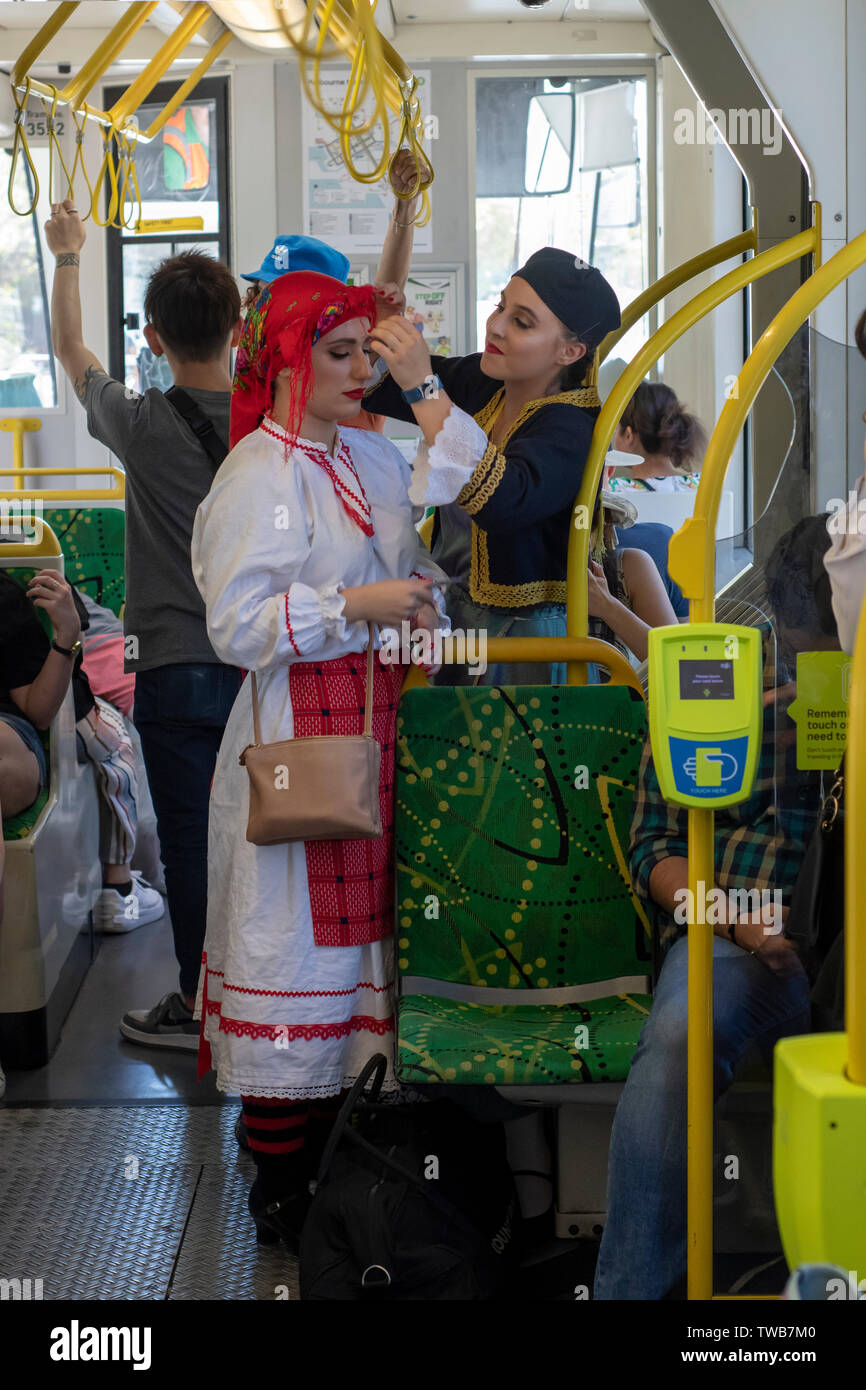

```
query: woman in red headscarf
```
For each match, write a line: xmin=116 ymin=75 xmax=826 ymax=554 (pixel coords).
xmin=191 ymin=272 xmax=448 ymax=1248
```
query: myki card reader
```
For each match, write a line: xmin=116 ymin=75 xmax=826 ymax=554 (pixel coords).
xmin=648 ymin=623 xmax=762 ymax=809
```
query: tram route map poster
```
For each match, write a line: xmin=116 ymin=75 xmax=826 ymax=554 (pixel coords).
xmin=301 ymin=68 xmax=433 ymax=256
xmin=404 ymin=270 xmax=460 ymax=356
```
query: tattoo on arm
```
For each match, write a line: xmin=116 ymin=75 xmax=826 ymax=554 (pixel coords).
xmin=72 ymin=363 xmax=110 ymax=405
xmin=56 ymin=253 xmax=80 ymax=268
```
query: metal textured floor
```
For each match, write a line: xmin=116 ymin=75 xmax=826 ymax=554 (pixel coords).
xmin=0 ymin=1104 xmax=299 ymax=1300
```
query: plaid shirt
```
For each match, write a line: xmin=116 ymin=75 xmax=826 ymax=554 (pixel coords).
xmin=630 ymin=702 xmax=823 ymax=945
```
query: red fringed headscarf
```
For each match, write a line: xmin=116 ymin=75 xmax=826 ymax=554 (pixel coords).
xmin=230 ymin=271 xmax=379 ymax=451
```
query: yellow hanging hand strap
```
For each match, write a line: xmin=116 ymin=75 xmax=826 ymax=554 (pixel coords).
xmin=68 ymin=103 xmax=95 ymax=221
xmin=40 ymin=85 xmax=76 ymax=204
xmin=90 ymin=117 xmax=121 ymax=227
xmin=8 ymin=76 xmax=40 ymax=216
xmin=116 ymin=125 xmax=142 ymax=230
xmin=390 ymin=76 xmax=434 ymax=227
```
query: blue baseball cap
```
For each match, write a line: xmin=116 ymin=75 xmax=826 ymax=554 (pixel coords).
xmin=241 ymin=235 xmax=350 ymax=285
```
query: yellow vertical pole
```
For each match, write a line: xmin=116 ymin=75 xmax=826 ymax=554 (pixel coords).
xmin=686 ymin=803 xmax=715 ymax=1300
xmin=0 ymin=419 xmax=41 ymax=489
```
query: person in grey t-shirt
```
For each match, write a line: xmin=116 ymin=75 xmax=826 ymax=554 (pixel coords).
xmin=46 ymin=198 xmax=244 ymax=1053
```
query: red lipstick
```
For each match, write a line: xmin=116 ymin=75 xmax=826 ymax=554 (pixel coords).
xmin=485 ymin=342 xmax=504 ymax=356
xmin=343 ymin=388 xmax=366 ymax=399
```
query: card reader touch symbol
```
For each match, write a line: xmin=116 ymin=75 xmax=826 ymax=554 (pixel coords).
xmin=684 ymin=747 xmax=739 ymax=787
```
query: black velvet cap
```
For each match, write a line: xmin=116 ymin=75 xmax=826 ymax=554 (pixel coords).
xmin=513 ymin=247 xmax=621 ymax=347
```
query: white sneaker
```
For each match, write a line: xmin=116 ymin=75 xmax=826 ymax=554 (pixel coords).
xmin=95 ymin=871 xmax=165 ymax=933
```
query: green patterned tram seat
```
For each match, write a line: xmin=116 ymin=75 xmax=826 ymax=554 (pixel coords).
xmin=43 ymin=506 xmax=125 ymax=616
xmin=394 ymin=683 xmax=653 ymax=1086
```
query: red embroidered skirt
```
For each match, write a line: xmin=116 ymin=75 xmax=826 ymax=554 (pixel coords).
xmin=288 ymin=653 xmax=404 ymax=948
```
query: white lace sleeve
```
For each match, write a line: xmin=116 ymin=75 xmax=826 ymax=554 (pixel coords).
xmin=825 ymin=477 xmax=866 ymax=652
xmin=408 ymin=406 xmax=490 ymax=506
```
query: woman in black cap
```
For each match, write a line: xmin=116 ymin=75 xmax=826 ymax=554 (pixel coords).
xmin=366 ymin=247 xmax=620 ymax=683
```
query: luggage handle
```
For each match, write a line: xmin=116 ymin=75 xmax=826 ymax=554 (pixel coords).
xmin=313 ymin=1056 xmax=512 ymax=1247
xmin=315 ymin=1053 xmax=388 ymax=1185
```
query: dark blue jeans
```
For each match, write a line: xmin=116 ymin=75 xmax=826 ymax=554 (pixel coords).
xmin=134 ymin=663 xmax=242 ymax=1000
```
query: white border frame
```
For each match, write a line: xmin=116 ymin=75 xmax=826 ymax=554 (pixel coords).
xmin=404 ymin=263 xmax=466 ymax=358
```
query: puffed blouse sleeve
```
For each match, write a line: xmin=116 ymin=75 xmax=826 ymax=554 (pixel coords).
xmin=824 ymin=477 xmax=866 ymax=653
xmin=191 ymin=437 xmax=351 ymax=671
xmin=409 ymin=400 xmax=596 ymax=534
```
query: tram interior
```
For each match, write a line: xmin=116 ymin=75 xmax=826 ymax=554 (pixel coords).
xmin=0 ymin=0 xmax=864 ymax=1306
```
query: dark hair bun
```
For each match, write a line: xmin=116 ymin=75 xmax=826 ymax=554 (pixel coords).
xmin=620 ymin=381 xmax=708 ymax=472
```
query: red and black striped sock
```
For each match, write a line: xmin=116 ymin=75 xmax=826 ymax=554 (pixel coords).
xmin=241 ymin=1096 xmax=309 ymax=1199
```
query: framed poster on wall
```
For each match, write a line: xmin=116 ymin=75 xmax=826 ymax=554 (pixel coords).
xmin=301 ymin=66 xmax=433 ymax=256
xmin=403 ymin=267 xmax=464 ymax=358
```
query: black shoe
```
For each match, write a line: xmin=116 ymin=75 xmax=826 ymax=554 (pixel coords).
xmin=120 ymin=992 xmax=199 ymax=1052
xmin=248 ymin=1177 xmax=312 ymax=1254
xmin=235 ymin=1111 xmax=250 ymax=1151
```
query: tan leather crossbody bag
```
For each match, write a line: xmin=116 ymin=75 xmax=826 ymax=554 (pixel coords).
xmin=239 ymin=623 xmax=382 ymax=845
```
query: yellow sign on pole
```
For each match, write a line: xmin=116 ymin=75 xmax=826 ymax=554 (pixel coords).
xmin=134 ymin=217 xmax=205 ymax=234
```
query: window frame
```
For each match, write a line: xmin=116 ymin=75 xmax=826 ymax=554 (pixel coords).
xmin=0 ymin=143 xmax=62 ymax=416
xmin=103 ymin=75 xmax=231 ymax=384
xmin=467 ymin=61 xmax=658 ymax=356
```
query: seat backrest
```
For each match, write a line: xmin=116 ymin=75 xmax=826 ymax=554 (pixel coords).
xmin=43 ymin=506 xmax=125 ymax=616
xmin=395 ymin=683 xmax=651 ymax=993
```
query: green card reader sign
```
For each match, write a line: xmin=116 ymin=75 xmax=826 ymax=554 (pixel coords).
xmin=648 ymin=623 xmax=762 ymax=809
xmin=787 ymin=651 xmax=850 ymax=769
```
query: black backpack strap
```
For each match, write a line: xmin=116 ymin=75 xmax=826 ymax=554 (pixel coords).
xmin=165 ymin=386 xmax=229 ymax=472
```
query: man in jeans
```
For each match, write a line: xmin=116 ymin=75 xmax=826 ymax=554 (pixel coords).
xmin=594 ymin=519 xmax=841 ymax=1298
xmin=46 ymin=199 xmax=243 ymax=1049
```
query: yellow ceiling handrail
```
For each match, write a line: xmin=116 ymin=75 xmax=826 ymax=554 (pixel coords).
xmin=10 ymin=1 xmax=80 ymax=90
xmin=108 ymin=2 xmax=213 ymax=127
xmin=142 ymin=27 xmax=235 ymax=140
xmin=598 ymin=220 xmax=759 ymax=365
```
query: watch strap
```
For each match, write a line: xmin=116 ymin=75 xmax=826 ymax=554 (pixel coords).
xmin=52 ymin=638 xmax=81 ymax=657
xmin=400 ymin=373 xmax=442 ymax=405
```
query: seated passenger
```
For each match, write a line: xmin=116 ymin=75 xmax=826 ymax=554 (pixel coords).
xmin=614 ymin=521 xmax=688 ymax=620
xmin=0 ymin=569 xmax=164 ymax=932
xmin=191 ymin=272 xmax=448 ymax=1249
xmin=608 ymin=381 xmax=707 ymax=493
xmin=79 ymin=591 xmax=136 ymax=717
xmin=588 ymin=489 xmax=678 ymax=663
xmin=594 ymin=515 xmax=838 ymax=1300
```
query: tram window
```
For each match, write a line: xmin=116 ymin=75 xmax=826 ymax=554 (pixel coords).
xmin=0 ymin=145 xmax=57 ymax=409
xmin=104 ymin=77 xmax=230 ymax=388
xmin=474 ymin=73 xmax=651 ymax=357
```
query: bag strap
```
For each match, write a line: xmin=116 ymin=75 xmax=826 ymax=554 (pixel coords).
xmin=315 ymin=1053 xmax=388 ymax=1185
xmin=248 ymin=621 xmax=376 ymax=747
xmin=165 ymin=386 xmax=229 ymax=473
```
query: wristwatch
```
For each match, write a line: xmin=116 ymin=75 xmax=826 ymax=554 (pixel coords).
xmin=52 ymin=638 xmax=82 ymax=659
xmin=400 ymin=373 xmax=442 ymax=405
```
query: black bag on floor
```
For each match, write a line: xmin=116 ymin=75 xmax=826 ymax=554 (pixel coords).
xmin=299 ymin=1055 xmax=519 ymax=1300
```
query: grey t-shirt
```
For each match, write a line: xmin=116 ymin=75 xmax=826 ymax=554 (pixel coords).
xmin=85 ymin=374 xmax=229 ymax=672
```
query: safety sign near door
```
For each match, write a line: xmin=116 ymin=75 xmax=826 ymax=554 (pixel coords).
xmin=648 ymin=623 xmax=762 ymax=809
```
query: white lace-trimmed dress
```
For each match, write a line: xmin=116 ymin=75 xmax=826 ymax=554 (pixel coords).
xmin=190 ymin=419 xmax=448 ymax=1100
